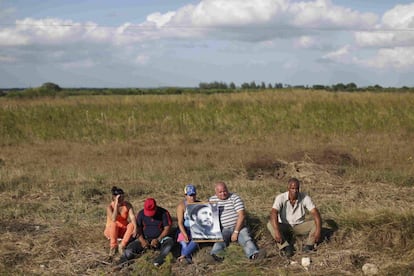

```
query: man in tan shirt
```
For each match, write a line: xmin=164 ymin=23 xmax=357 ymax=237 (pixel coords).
xmin=267 ymin=178 xmax=322 ymax=257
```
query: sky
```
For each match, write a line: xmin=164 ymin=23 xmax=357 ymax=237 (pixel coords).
xmin=1 ymin=0 xmax=414 ymax=88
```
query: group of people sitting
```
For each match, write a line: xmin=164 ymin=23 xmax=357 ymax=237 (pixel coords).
xmin=104 ymin=178 xmax=322 ymax=266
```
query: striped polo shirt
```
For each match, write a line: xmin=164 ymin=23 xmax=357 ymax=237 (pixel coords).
xmin=209 ymin=193 xmax=244 ymax=229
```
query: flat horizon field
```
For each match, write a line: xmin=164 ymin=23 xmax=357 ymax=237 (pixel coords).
xmin=0 ymin=90 xmax=413 ymax=275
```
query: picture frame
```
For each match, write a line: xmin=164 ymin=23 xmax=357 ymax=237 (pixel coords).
xmin=186 ymin=202 xmax=223 ymax=242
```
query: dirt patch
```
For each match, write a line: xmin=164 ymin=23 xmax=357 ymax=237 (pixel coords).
xmin=244 ymin=157 xmax=343 ymax=187
xmin=290 ymin=148 xmax=358 ymax=167
xmin=244 ymin=157 xmax=287 ymax=180
xmin=245 ymin=148 xmax=358 ymax=181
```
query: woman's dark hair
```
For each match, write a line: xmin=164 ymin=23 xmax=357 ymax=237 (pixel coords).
xmin=111 ymin=186 xmax=124 ymax=196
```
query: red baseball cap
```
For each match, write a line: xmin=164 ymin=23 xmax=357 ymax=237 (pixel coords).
xmin=144 ymin=198 xmax=157 ymax=217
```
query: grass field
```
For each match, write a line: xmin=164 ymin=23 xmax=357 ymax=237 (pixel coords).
xmin=1 ymin=89 xmax=413 ymax=275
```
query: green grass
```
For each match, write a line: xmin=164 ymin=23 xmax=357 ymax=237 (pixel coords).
xmin=1 ymin=91 xmax=414 ymax=145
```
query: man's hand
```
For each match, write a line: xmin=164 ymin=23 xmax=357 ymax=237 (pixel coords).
xmin=150 ymin=239 xmax=159 ymax=248
xmin=274 ymin=230 xmax=283 ymax=243
xmin=313 ymin=229 xmax=321 ymax=244
xmin=310 ymin=208 xmax=322 ymax=244
xmin=231 ymin=232 xmax=239 ymax=242
xmin=270 ymin=208 xmax=283 ymax=243
xmin=139 ymin=237 xmax=149 ymax=249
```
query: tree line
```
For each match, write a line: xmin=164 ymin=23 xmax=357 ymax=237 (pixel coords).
xmin=1 ymin=81 xmax=414 ymax=98
xmin=199 ymin=81 xmax=385 ymax=92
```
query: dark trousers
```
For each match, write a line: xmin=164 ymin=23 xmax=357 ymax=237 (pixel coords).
xmin=120 ymin=237 xmax=174 ymax=264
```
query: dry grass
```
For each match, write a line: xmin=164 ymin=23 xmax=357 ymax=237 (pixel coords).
xmin=1 ymin=91 xmax=414 ymax=275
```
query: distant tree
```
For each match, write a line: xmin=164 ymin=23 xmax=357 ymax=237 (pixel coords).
xmin=199 ymin=81 xmax=228 ymax=89
xmin=241 ymin=82 xmax=250 ymax=89
xmin=40 ymin=82 xmax=61 ymax=91
xmin=274 ymin=83 xmax=283 ymax=89
xmin=250 ymin=81 xmax=257 ymax=89
xmin=267 ymin=83 xmax=273 ymax=89
xmin=199 ymin=82 xmax=208 ymax=89
xmin=229 ymin=82 xmax=236 ymax=89
xmin=293 ymin=85 xmax=306 ymax=89
xmin=345 ymin=82 xmax=357 ymax=91
xmin=332 ymin=83 xmax=346 ymax=91
xmin=312 ymin=84 xmax=326 ymax=90
xmin=260 ymin=82 xmax=266 ymax=89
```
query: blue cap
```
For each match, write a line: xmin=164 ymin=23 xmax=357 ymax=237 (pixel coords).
xmin=184 ymin=184 xmax=196 ymax=196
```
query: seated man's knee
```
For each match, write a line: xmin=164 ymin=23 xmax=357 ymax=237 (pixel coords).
xmin=162 ymin=237 xmax=173 ymax=245
xmin=123 ymin=248 xmax=137 ymax=261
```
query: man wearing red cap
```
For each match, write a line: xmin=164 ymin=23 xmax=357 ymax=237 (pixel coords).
xmin=119 ymin=198 xmax=173 ymax=266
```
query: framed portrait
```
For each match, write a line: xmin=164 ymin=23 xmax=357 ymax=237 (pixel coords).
xmin=186 ymin=202 xmax=223 ymax=242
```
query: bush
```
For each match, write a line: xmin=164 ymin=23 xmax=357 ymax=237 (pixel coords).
xmin=40 ymin=82 xmax=61 ymax=91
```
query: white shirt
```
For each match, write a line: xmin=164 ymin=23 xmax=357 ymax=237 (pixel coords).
xmin=272 ymin=191 xmax=316 ymax=226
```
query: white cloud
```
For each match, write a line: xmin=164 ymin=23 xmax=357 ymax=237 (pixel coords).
xmin=350 ymin=3 xmax=414 ymax=70
xmin=322 ymin=45 xmax=354 ymax=64
xmin=289 ymin=0 xmax=377 ymax=29
xmin=16 ymin=18 xmax=87 ymax=44
xmin=355 ymin=3 xmax=414 ymax=48
xmin=295 ymin=35 xmax=316 ymax=48
xmin=84 ymin=22 xmax=112 ymax=42
xmin=154 ymin=0 xmax=377 ymax=41
xmin=0 ymin=27 xmax=29 ymax=46
xmin=187 ymin=0 xmax=287 ymax=26
xmin=0 ymin=0 xmax=380 ymax=48
xmin=382 ymin=3 xmax=414 ymax=29
xmin=147 ymin=11 xmax=176 ymax=28
xmin=358 ymin=47 xmax=414 ymax=69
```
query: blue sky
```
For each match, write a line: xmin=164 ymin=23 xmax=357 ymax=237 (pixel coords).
xmin=1 ymin=0 xmax=414 ymax=88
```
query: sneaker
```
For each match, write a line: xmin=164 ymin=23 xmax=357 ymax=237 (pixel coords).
xmin=250 ymin=249 xmax=266 ymax=260
xmin=280 ymin=246 xmax=294 ymax=258
xmin=211 ymin=254 xmax=224 ymax=263
xmin=303 ymin=245 xmax=315 ymax=253
xmin=153 ymin=256 xmax=164 ymax=267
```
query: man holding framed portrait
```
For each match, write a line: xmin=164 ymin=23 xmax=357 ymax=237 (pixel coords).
xmin=208 ymin=181 xmax=261 ymax=261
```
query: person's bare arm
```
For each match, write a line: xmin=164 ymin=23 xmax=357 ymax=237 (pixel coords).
xmin=127 ymin=203 xmax=137 ymax=237
xmin=151 ymin=225 xmax=172 ymax=248
xmin=108 ymin=195 xmax=120 ymax=222
xmin=270 ymin=208 xmax=282 ymax=243
xmin=137 ymin=224 xmax=149 ymax=248
xmin=176 ymin=202 xmax=189 ymax=242
xmin=231 ymin=209 xmax=246 ymax=242
xmin=310 ymin=208 xmax=322 ymax=243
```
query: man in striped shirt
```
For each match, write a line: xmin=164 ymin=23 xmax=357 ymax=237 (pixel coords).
xmin=209 ymin=181 xmax=260 ymax=261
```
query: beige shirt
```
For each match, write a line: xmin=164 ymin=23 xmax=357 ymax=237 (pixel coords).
xmin=272 ymin=192 xmax=316 ymax=226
